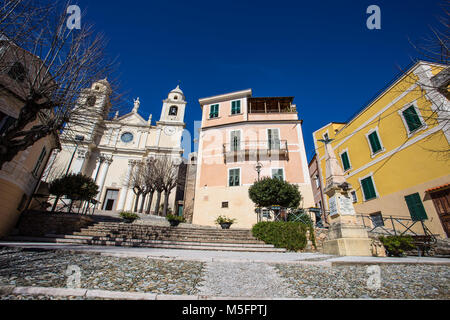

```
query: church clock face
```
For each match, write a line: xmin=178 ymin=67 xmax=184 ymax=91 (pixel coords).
xmin=121 ymin=132 xmax=134 ymax=143
xmin=164 ymin=127 xmax=176 ymax=136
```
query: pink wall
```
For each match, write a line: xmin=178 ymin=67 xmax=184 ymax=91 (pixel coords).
xmin=199 ymin=122 xmax=306 ymax=187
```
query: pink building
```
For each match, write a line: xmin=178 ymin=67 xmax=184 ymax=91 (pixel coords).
xmin=192 ymin=89 xmax=314 ymax=228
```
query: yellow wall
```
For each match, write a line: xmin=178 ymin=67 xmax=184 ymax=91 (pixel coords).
xmin=312 ymin=62 xmax=449 ymax=237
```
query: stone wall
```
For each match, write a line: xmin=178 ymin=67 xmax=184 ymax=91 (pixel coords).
xmin=15 ymin=211 xmax=94 ymax=237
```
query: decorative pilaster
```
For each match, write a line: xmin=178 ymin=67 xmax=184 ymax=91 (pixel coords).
xmin=117 ymin=159 xmax=135 ymax=211
xmin=95 ymin=154 xmax=113 ymax=206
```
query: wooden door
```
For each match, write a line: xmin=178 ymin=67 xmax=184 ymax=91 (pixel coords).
xmin=430 ymin=189 xmax=450 ymax=237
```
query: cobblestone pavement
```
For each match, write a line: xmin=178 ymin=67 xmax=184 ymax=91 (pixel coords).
xmin=0 ymin=247 xmax=449 ymax=300
xmin=275 ymin=264 xmax=450 ymax=299
xmin=0 ymin=247 xmax=204 ymax=296
xmin=197 ymin=261 xmax=295 ymax=298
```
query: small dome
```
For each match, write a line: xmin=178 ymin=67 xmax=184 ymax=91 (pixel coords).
xmin=168 ymin=84 xmax=185 ymax=101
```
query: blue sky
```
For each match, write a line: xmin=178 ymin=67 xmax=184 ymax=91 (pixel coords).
xmin=75 ymin=0 xmax=445 ymax=160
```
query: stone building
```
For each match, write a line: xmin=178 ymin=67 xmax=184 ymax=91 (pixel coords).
xmin=44 ymin=80 xmax=187 ymax=214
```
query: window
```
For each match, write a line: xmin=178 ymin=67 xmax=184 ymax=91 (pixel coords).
xmin=0 ymin=111 xmax=16 ymax=135
xmin=360 ymin=175 xmax=377 ymax=201
xmin=323 ymin=132 xmax=329 ymax=140
xmin=367 ymin=130 xmax=383 ymax=155
xmin=268 ymin=129 xmax=280 ymax=150
xmin=405 ymin=193 xmax=428 ymax=221
xmin=402 ymin=105 xmax=423 ymax=133
xmin=32 ymin=147 xmax=47 ymax=177
xmin=169 ymin=106 xmax=178 ymax=116
xmin=370 ymin=212 xmax=384 ymax=227
xmin=8 ymin=62 xmax=26 ymax=82
xmin=340 ymin=151 xmax=351 ymax=171
xmin=231 ymin=100 xmax=241 ymax=115
xmin=272 ymin=168 xmax=284 ymax=181
xmin=230 ymin=130 xmax=241 ymax=151
xmin=221 ymin=201 xmax=229 ymax=208
xmin=351 ymin=191 xmax=358 ymax=203
xmin=86 ymin=95 xmax=96 ymax=107
xmin=209 ymin=104 xmax=219 ymax=118
xmin=228 ymin=168 xmax=240 ymax=187
xmin=314 ymin=175 xmax=320 ymax=188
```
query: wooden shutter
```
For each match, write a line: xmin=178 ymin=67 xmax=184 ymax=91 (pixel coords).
xmin=403 ymin=106 xmax=422 ymax=132
xmin=361 ymin=176 xmax=376 ymax=200
xmin=368 ymin=132 xmax=382 ymax=154
xmin=341 ymin=152 xmax=350 ymax=171
xmin=405 ymin=193 xmax=428 ymax=221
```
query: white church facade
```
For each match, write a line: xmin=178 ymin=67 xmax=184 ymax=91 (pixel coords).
xmin=44 ymin=79 xmax=186 ymax=214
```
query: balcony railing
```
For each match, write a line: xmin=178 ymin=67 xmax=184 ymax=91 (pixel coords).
xmin=222 ymin=140 xmax=289 ymax=163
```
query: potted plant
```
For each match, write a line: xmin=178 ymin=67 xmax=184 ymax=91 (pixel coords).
xmin=120 ymin=211 xmax=140 ymax=224
xmin=166 ymin=214 xmax=186 ymax=227
xmin=215 ymin=215 xmax=236 ymax=229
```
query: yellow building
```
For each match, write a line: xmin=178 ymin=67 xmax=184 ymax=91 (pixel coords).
xmin=312 ymin=61 xmax=449 ymax=238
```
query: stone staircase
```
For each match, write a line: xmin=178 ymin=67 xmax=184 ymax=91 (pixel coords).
xmin=6 ymin=221 xmax=286 ymax=253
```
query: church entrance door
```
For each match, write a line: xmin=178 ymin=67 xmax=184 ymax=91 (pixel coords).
xmin=103 ymin=189 xmax=119 ymax=211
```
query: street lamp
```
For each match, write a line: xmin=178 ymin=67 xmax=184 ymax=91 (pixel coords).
xmin=254 ymin=162 xmax=263 ymax=181
xmin=65 ymin=135 xmax=85 ymax=175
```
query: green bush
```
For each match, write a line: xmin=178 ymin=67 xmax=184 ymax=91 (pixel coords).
xmin=120 ymin=211 xmax=140 ymax=221
xmin=252 ymin=222 xmax=310 ymax=252
xmin=166 ymin=214 xmax=186 ymax=223
xmin=379 ymin=235 xmax=415 ymax=257
xmin=248 ymin=177 xmax=302 ymax=209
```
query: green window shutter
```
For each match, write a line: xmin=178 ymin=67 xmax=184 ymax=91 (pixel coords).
xmin=368 ymin=131 xmax=382 ymax=154
xmin=341 ymin=152 xmax=350 ymax=171
xmin=210 ymin=104 xmax=219 ymax=118
xmin=405 ymin=193 xmax=428 ymax=221
xmin=231 ymin=101 xmax=241 ymax=114
xmin=361 ymin=176 xmax=377 ymax=200
xmin=402 ymin=106 xmax=422 ymax=133
xmin=231 ymin=100 xmax=241 ymax=114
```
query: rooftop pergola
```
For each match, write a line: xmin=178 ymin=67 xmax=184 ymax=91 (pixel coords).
xmin=248 ymin=97 xmax=295 ymax=114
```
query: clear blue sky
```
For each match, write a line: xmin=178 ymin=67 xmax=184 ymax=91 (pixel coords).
xmin=76 ymin=0 xmax=445 ymax=160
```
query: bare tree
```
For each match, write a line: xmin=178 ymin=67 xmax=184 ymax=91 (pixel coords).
xmin=0 ymin=0 xmax=118 ymax=169
xmin=399 ymin=1 xmax=449 ymax=159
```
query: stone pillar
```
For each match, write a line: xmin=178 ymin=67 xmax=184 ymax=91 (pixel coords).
xmin=95 ymin=155 xmax=113 ymax=207
xmin=117 ymin=160 xmax=134 ymax=211
xmin=321 ymin=140 xmax=372 ymax=256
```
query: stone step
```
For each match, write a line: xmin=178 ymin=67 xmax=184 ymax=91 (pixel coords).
xmin=45 ymin=234 xmax=274 ymax=248
xmin=50 ymin=234 xmax=266 ymax=245
xmin=91 ymin=223 xmax=253 ymax=232
xmin=83 ymin=226 xmax=254 ymax=235
xmin=74 ymin=231 xmax=258 ymax=241
xmin=4 ymin=236 xmax=286 ymax=253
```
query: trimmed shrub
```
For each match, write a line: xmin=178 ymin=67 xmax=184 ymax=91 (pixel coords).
xmin=252 ymin=221 xmax=309 ymax=252
xmin=379 ymin=235 xmax=415 ymax=257
xmin=120 ymin=211 xmax=140 ymax=221
xmin=166 ymin=214 xmax=186 ymax=223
